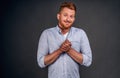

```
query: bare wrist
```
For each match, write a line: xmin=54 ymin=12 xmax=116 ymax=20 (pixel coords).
xmin=67 ymin=47 xmax=72 ymax=53
xmin=57 ymin=48 xmax=63 ymax=54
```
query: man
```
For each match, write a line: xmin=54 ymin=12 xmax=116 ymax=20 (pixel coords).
xmin=37 ymin=2 xmax=92 ymax=78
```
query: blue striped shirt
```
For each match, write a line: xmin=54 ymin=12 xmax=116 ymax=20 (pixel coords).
xmin=37 ymin=26 xmax=92 ymax=78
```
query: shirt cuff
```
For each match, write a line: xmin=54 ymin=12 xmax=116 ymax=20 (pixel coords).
xmin=81 ymin=54 xmax=92 ymax=67
xmin=38 ymin=56 xmax=46 ymax=68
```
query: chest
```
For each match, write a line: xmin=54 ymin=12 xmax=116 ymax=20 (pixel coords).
xmin=47 ymin=31 xmax=81 ymax=53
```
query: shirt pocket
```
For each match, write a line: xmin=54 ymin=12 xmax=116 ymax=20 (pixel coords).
xmin=71 ymin=41 xmax=80 ymax=52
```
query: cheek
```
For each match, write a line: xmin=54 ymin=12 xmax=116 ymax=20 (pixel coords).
xmin=72 ymin=18 xmax=75 ymax=22
xmin=61 ymin=17 xmax=66 ymax=21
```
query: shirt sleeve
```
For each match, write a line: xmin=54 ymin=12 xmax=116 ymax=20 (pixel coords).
xmin=80 ymin=29 xmax=92 ymax=67
xmin=37 ymin=30 xmax=49 ymax=68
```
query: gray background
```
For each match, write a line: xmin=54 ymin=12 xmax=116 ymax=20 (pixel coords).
xmin=1 ymin=0 xmax=120 ymax=78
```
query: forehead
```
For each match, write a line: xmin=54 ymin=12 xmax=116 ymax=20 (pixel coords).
xmin=60 ymin=7 xmax=75 ymax=15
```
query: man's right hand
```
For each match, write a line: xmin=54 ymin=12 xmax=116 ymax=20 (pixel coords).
xmin=59 ymin=39 xmax=71 ymax=52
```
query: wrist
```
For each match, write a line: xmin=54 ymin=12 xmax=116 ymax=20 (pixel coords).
xmin=57 ymin=48 xmax=63 ymax=54
xmin=67 ymin=47 xmax=72 ymax=53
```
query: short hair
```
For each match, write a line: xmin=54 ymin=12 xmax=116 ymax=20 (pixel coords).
xmin=58 ymin=2 xmax=76 ymax=13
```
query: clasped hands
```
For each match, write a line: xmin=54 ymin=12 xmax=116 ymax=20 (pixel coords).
xmin=59 ymin=39 xmax=72 ymax=52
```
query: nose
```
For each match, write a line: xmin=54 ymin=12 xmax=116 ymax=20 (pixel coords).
xmin=66 ymin=16 xmax=70 ymax=21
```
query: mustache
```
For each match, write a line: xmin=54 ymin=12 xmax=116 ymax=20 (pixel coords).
xmin=64 ymin=20 xmax=71 ymax=23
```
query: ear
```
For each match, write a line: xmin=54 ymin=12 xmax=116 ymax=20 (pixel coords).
xmin=57 ymin=13 xmax=60 ymax=20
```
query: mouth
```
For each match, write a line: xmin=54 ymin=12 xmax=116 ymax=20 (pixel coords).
xmin=64 ymin=21 xmax=71 ymax=24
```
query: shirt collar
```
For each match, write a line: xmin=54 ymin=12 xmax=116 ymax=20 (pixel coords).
xmin=56 ymin=25 xmax=61 ymax=34
xmin=56 ymin=25 xmax=72 ymax=34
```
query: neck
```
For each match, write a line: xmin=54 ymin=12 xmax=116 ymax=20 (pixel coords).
xmin=58 ymin=26 xmax=70 ymax=34
xmin=61 ymin=28 xmax=70 ymax=34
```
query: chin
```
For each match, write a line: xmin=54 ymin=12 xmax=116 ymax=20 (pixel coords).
xmin=59 ymin=23 xmax=72 ymax=29
xmin=63 ymin=25 xmax=72 ymax=29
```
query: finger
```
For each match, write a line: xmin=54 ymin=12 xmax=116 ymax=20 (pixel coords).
xmin=66 ymin=39 xmax=71 ymax=44
xmin=66 ymin=39 xmax=70 ymax=43
xmin=65 ymin=42 xmax=71 ymax=46
xmin=64 ymin=43 xmax=71 ymax=48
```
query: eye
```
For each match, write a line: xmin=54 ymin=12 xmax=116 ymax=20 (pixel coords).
xmin=70 ymin=15 xmax=74 ymax=18
xmin=63 ymin=14 xmax=67 ymax=17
